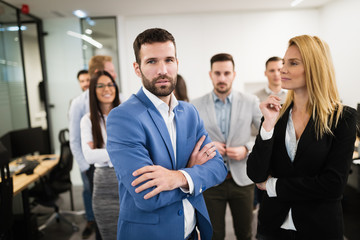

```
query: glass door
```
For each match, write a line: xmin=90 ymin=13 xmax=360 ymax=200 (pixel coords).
xmin=0 ymin=2 xmax=29 ymax=135
xmin=0 ymin=2 xmax=52 ymax=153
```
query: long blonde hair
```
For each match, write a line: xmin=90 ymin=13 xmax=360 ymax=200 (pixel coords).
xmin=279 ymin=35 xmax=343 ymax=139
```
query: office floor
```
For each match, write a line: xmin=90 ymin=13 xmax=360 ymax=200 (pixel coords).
xmin=30 ymin=185 xmax=360 ymax=240
xmin=31 ymin=186 xmax=95 ymax=240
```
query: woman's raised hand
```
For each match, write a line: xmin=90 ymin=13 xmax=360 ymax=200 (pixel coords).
xmin=259 ymin=95 xmax=282 ymax=132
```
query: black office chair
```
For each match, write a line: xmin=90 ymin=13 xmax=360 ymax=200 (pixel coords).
xmin=31 ymin=128 xmax=82 ymax=232
xmin=0 ymin=143 xmax=13 ymax=240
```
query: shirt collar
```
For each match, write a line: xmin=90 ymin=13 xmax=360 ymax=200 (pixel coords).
xmin=212 ymin=91 xmax=233 ymax=104
xmin=142 ymin=87 xmax=179 ymax=113
xmin=265 ymin=85 xmax=287 ymax=95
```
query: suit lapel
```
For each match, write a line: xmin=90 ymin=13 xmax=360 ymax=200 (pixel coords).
xmin=277 ymin=104 xmax=314 ymax=165
xmin=204 ymin=93 xmax=225 ymax=142
xmin=275 ymin=106 xmax=293 ymax=165
xmin=174 ymin=104 xmax=185 ymax=170
xmin=227 ymin=92 xmax=240 ymax=143
xmin=293 ymin=117 xmax=314 ymax=164
xmin=135 ymin=88 xmax=176 ymax=169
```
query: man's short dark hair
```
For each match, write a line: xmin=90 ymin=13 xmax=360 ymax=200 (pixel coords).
xmin=265 ymin=56 xmax=282 ymax=68
xmin=77 ymin=69 xmax=88 ymax=80
xmin=133 ymin=28 xmax=176 ymax=65
xmin=210 ymin=53 xmax=235 ymax=69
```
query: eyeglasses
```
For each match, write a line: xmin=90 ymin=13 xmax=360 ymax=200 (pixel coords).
xmin=96 ymin=83 xmax=116 ymax=89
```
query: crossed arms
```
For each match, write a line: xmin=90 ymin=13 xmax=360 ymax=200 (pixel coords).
xmin=106 ymin=105 xmax=227 ymax=211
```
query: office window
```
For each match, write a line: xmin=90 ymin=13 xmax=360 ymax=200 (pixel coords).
xmin=80 ymin=17 xmax=121 ymax=91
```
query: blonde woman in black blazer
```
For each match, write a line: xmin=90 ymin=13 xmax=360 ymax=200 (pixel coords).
xmin=247 ymin=35 xmax=357 ymax=240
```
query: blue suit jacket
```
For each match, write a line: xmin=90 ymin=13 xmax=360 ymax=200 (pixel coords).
xmin=106 ymin=88 xmax=227 ymax=240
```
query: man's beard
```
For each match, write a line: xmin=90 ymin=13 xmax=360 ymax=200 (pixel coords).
xmin=141 ymin=72 xmax=176 ymax=97
xmin=215 ymin=83 xmax=231 ymax=94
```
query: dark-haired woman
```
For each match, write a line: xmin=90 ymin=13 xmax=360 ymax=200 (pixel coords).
xmin=81 ymin=71 xmax=120 ymax=240
xmin=174 ymin=74 xmax=189 ymax=102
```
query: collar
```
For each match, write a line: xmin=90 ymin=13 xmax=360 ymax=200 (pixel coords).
xmin=142 ymin=87 xmax=179 ymax=113
xmin=265 ymin=85 xmax=287 ymax=95
xmin=212 ymin=91 xmax=233 ymax=104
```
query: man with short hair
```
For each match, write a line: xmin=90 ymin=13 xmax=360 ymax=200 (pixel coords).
xmin=254 ymin=56 xmax=286 ymax=103
xmin=88 ymin=55 xmax=117 ymax=80
xmin=252 ymin=56 xmax=287 ymax=211
xmin=192 ymin=53 xmax=262 ymax=240
xmin=69 ymin=55 xmax=117 ymax=239
xmin=77 ymin=70 xmax=90 ymax=92
xmin=106 ymin=28 xmax=227 ymax=240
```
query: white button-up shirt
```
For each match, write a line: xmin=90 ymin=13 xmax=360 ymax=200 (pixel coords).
xmin=143 ymin=87 xmax=196 ymax=238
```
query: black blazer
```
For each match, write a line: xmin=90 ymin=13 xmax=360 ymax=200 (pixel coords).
xmin=247 ymin=105 xmax=357 ymax=239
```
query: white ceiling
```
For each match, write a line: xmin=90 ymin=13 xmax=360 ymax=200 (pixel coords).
xmin=3 ymin=0 xmax=336 ymax=19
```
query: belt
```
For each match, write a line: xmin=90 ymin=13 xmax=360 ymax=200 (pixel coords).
xmin=226 ymin=172 xmax=232 ymax=180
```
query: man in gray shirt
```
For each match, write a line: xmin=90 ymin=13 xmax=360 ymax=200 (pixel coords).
xmin=192 ymin=53 xmax=262 ymax=240
xmin=254 ymin=56 xmax=287 ymax=104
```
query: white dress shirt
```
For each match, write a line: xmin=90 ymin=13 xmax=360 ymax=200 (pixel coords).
xmin=261 ymin=109 xmax=297 ymax=231
xmin=80 ymin=113 xmax=113 ymax=168
xmin=69 ymin=90 xmax=90 ymax=172
xmin=143 ymin=87 xmax=196 ymax=238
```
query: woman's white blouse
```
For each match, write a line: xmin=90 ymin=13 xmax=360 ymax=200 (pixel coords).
xmin=80 ymin=113 xmax=112 ymax=168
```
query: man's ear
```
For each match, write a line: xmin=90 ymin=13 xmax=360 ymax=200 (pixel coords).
xmin=133 ymin=62 xmax=141 ymax=78
xmin=94 ymin=69 xmax=99 ymax=73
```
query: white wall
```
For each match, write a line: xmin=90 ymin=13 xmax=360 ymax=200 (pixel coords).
xmin=319 ymin=0 xmax=360 ymax=108
xmin=118 ymin=10 xmax=319 ymax=101
xmin=43 ymin=1 xmax=360 ymax=185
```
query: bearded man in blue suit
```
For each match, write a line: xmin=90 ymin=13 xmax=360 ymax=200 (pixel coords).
xmin=106 ymin=28 xmax=227 ymax=240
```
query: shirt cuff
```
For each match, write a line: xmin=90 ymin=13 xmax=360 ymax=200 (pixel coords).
xmin=179 ymin=170 xmax=194 ymax=195
xmin=266 ymin=177 xmax=277 ymax=197
xmin=260 ymin=126 xmax=274 ymax=140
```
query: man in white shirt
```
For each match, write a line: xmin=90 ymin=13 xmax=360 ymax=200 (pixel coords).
xmin=77 ymin=70 xmax=90 ymax=92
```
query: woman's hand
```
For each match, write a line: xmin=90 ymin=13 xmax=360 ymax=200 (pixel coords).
xmin=256 ymin=182 xmax=267 ymax=191
xmin=256 ymin=175 xmax=272 ymax=191
xmin=259 ymin=95 xmax=282 ymax=131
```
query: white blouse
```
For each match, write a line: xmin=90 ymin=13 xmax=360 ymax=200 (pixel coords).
xmin=80 ymin=113 xmax=113 ymax=168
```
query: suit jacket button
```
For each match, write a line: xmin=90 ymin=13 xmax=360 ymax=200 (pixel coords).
xmin=178 ymin=209 xmax=183 ymax=216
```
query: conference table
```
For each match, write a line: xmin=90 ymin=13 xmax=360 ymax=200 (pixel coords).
xmin=10 ymin=154 xmax=59 ymax=239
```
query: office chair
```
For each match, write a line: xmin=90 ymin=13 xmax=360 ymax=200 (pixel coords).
xmin=31 ymin=128 xmax=82 ymax=232
xmin=0 ymin=143 xmax=13 ymax=240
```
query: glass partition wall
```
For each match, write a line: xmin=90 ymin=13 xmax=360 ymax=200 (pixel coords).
xmin=0 ymin=2 xmax=52 ymax=153
xmin=80 ymin=17 xmax=121 ymax=91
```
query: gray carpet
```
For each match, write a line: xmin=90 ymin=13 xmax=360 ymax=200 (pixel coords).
xmin=30 ymin=185 xmax=359 ymax=240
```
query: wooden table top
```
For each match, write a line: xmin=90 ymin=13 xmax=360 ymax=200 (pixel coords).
xmin=10 ymin=154 xmax=59 ymax=196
